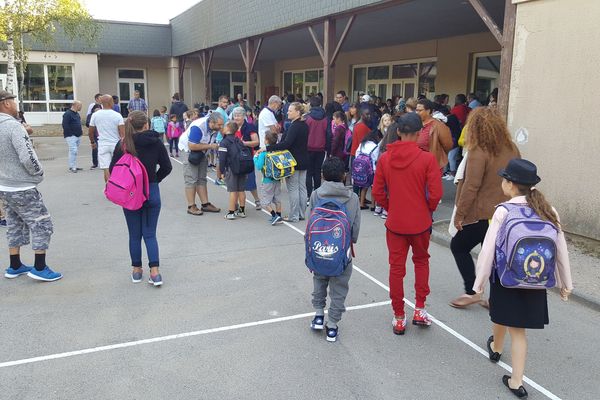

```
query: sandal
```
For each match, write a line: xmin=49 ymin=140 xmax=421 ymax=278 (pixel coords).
xmin=187 ymin=204 xmax=203 ymax=216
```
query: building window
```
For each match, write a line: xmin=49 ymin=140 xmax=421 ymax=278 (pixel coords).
xmin=211 ymin=70 xmax=254 ymax=103
xmin=352 ymin=59 xmax=436 ymax=101
xmin=282 ymin=69 xmax=323 ymax=100
xmin=472 ymin=53 xmax=501 ymax=102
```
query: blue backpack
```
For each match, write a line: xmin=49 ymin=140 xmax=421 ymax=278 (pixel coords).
xmin=305 ymin=197 xmax=352 ymax=277
xmin=494 ymin=203 xmax=558 ymax=289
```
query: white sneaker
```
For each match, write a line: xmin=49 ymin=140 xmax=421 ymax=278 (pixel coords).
xmin=235 ymin=210 xmax=246 ymax=218
xmin=381 ymin=210 xmax=388 ymax=219
xmin=373 ymin=206 xmax=382 ymax=216
xmin=224 ymin=213 xmax=236 ymax=220
xmin=255 ymin=201 xmax=261 ymax=210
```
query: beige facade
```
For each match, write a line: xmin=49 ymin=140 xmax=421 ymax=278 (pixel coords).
xmin=508 ymin=0 xmax=600 ymax=239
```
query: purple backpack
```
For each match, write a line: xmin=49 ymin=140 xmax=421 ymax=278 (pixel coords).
xmin=351 ymin=145 xmax=375 ymax=188
xmin=494 ymin=203 xmax=558 ymax=289
xmin=305 ymin=197 xmax=352 ymax=277
xmin=105 ymin=149 xmax=149 ymax=211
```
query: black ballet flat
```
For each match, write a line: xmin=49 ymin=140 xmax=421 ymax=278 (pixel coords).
xmin=502 ymin=375 xmax=528 ymax=398
xmin=487 ymin=335 xmax=501 ymax=363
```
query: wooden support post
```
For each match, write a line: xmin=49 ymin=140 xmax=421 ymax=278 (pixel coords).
xmin=498 ymin=0 xmax=517 ymax=119
xmin=468 ymin=0 xmax=502 ymax=44
xmin=238 ymin=38 xmax=263 ymax=105
xmin=308 ymin=16 xmax=354 ymax=103
xmin=199 ymin=49 xmax=214 ymax=104
xmin=178 ymin=55 xmax=187 ymax=101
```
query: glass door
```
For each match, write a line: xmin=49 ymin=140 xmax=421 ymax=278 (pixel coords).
xmin=117 ymin=69 xmax=146 ymax=117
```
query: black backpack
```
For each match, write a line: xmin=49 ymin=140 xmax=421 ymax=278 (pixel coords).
xmin=229 ymin=137 xmax=255 ymax=175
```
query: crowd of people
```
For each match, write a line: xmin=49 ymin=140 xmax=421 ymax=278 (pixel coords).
xmin=0 ymin=85 xmax=574 ymax=398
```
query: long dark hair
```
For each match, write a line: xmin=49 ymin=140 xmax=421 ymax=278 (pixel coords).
xmin=379 ymin=122 xmax=399 ymax=153
xmin=123 ymin=110 xmax=148 ymax=157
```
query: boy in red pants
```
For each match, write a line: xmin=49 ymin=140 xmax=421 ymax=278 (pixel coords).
xmin=372 ymin=113 xmax=442 ymax=335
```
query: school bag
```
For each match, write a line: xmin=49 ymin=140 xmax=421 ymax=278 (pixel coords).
xmin=343 ymin=128 xmax=353 ymax=156
xmin=264 ymin=150 xmax=297 ymax=180
xmin=104 ymin=144 xmax=149 ymax=211
xmin=151 ymin=116 xmax=166 ymax=134
xmin=351 ymin=144 xmax=376 ymax=188
xmin=494 ymin=203 xmax=558 ymax=289
xmin=305 ymin=197 xmax=352 ymax=277
xmin=229 ymin=137 xmax=255 ymax=175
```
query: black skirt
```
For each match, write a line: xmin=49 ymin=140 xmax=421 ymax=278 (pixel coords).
xmin=489 ymin=271 xmax=549 ymax=329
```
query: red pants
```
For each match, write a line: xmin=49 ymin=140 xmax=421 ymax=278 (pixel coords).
xmin=386 ymin=229 xmax=431 ymax=316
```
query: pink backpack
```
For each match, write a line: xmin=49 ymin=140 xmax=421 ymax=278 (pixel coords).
xmin=104 ymin=147 xmax=149 ymax=211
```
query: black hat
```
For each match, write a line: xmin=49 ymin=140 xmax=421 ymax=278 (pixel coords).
xmin=498 ymin=158 xmax=541 ymax=186
xmin=0 ymin=90 xmax=16 ymax=102
xmin=398 ymin=112 xmax=423 ymax=133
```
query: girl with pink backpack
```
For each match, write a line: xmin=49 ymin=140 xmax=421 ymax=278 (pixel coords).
xmin=109 ymin=111 xmax=172 ymax=287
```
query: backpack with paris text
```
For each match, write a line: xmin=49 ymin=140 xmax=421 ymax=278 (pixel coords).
xmin=351 ymin=144 xmax=376 ymax=188
xmin=493 ymin=203 xmax=558 ymax=289
xmin=305 ymin=197 xmax=352 ymax=277
xmin=104 ymin=143 xmax=149 ymax=211
xmin=229 ymin=136 xmax=255 ymax=175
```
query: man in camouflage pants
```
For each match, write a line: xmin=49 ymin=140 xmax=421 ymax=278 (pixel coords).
xmin=0 ymin=90 xmax=62 ymax=282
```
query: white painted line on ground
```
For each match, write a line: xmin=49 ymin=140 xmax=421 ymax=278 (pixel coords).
xmin=0 ymin=301 xmax=391 ymax=369
xmin=165 ymin=157 xmax=563 ymax=400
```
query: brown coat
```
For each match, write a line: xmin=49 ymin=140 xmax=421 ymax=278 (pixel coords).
xmin=454 ymin=145 xmax=521 ymax=226
xmin=429 ymin=119 xmax=453 ymax=168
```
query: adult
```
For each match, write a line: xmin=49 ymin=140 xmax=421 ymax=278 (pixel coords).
xmin=450 ymin=94 xmax=471 ymax=127
xmin=112 ymin=95 xmax=121 ymax=114
xmin=127 ymin=90 xmax=148 ymax=114
xmin=0 ymin=90 xmax=61 ymax=282
xmin=258 ymin=95 xmax=282 ymax=148
xmin=86 ymin=93 xmax=102 ymax=118
xmin=264 ymin=102 xmax=308 ymax=222
xmin=215 ymin=95 xmax=230 ymax=123
xmin=449 ymin=107 xmax=520 ymax=308
xmin=231 ymin=107 xmax=261 ymax=208
xmin=335 ymin=90 xmax=350 ymax=113
xmin=282 ymin=93 xmax=295 ymax=132
xmin=468 ymin=93 xmax=482 ymax=109
xmin=184 ymin=112 xmax=223 ymax=215
xmin=109 ymin=111 xmax=172 ymax=286
xmin=415 ymin=99 xmax=453 ymax=170
xmin=305 ymin=96 xmax=328 ymax=198
xmin=169 ymin=92 xmax=189 ymax=123
xmin=86 ymin=103 xmax=102 ymax=169
xmin=62 ymin=100 xmax=83 ymax=173
xmin=359 ymin=94 xmax=378 ymax=128
xmin=89 ymin=94 xmax=125 ymax=182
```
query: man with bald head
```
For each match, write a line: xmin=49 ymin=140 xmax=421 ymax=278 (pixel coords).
xmin=88 ymin=94 xmax=125 ymax=181
xmin=62 ymin=100 xmax=83 ymax=173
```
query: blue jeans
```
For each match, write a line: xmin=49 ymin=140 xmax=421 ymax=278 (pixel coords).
xmin=65 ymin=136 xmax=81 ymax=169
xmin=123 ymin=183 xmax=161 ymax=268
xmin=447 ymin=147 xmax=460 ymax=173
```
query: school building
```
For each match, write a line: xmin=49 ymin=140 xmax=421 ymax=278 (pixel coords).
xmin=1 ymin=0 xmax=598 ymax=240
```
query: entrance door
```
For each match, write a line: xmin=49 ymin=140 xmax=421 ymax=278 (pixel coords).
xmin=367 ymin=81 xmax=388 ymax=99
xmin=391 ymin=80 xmax=416 ymax=99
xmin=117 ymin=69 xmax=146 ymax=117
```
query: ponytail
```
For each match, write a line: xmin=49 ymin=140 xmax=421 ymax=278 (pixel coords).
xmin=122 ymin=110 xmax=148 ymax=157
xmin=522 ymin=186 xmax=561 ymax=229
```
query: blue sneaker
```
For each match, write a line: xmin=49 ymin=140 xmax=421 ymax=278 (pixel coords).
xmin=131 ymin=270 xmax=143 ymax=283
xmin=326 ymin=325 xmax=338 ymax=342
xmin=310 ymin=315 xmax=325 ymax=330
xmin=148 ymin=274 xmax=163 ymax=287
xmin=271 ymin=215 xmax=283 ymax=226
xmin=27 ymin=266 xmax=63 ymax=282
xmin=4 ymin=264 xmax=32 ymax=279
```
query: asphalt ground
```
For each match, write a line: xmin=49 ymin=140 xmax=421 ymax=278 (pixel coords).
xmin=0 ymin=138 xmax=598 ymax=400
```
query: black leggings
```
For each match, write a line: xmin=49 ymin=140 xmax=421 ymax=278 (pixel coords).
xmin=450 ymin=219 xmax=489 ymax=295
xmin=306 ymin=151 xmax=325 ymax=198
xmin=169 ymin=137 xmax=180 ymax=154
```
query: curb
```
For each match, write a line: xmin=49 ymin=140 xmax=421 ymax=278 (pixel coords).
xmin=431 ymin=220 xmax=600 ymax=313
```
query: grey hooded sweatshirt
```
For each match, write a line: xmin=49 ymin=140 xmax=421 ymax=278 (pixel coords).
xmin=308 ymin=180 xmax=361 ymax=244
xmin=0 ymin=113 xmax=44 ymax=188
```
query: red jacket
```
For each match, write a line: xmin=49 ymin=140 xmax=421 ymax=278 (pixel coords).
xmin=450 ymin=104 xmax=470 ymax=127
xmin=372 ymin=141 xmax=442 ymax=235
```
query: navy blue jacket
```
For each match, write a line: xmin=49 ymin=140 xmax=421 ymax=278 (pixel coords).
xmin=62 ymin=109 xmax=82 ymax=138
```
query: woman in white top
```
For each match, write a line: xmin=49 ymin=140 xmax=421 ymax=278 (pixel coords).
xmin=354 ymin=129 xmax=380 ymax=209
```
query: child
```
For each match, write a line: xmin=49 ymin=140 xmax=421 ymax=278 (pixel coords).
xmin=307 ymin=156 xmax=361 ymax=342
xmin=253 ymin=132 xmax=283 ymax=225
xmin=160 ymin=106 xmax=168 ymax=134
xmin=166 ymin=114 xmax=182 ymax=157
xmin=354 ymin=129 xmax=380 ymax=209
xmin=218 ymin=121 xmax=247 ymax=220
xmin=473 ymin=158 xmax=572 ymax=399
xmin=150 ymin=109 xmax=167 ymax=143
xmin=372 ymin=112 xmax=442 ymax=335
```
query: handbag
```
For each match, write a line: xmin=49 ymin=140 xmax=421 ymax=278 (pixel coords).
xmin=188 ymin=150 xmax=205 ymax=165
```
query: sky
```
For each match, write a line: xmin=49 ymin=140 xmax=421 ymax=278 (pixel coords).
xmin=82 ymin=0 xmax=201 ymax=24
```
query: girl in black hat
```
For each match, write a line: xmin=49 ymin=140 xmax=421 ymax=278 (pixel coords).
xmin=473 ymin=158 xmax=573 ymax=398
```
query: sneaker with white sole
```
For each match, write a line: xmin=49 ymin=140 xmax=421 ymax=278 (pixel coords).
xmin=325 ymin=325 xmax=338 ymax=342
xmin=27 ymin=266 xmax=63 ymax=282
xmin=4 ymin=264 xmax=32 ymax=279
xmin=373 ymin=206 xmax=382 ymax=216
xmin=271 ymin=215 xmax=283 ymax=225
xmin=255 ymin=201 xmax=261 ymax=210
xmin=381 ymin=210 xmax=388 ymax=219
xmin=235 ymin=210 xmax=246 ymax=218
xmin=148 ymin=274 xmax=163 ymax=286
xmin=224 ymin=213 xmax=236 ymax=220
xmin=310 ymin=315 xmax=324 ymax=330
xmin=131 ymin=270 xmax=143 ymax=283
xmin=412 ymin=308 xmax=432 ymax=326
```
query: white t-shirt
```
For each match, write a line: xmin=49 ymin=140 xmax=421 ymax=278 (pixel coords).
xmin=90 ymin=109 xmax=124 ymax=145
xmin=356 ymin=141 xmax=380 ymax=171
xmin=258 ymin=108 xmax=277 ymax=148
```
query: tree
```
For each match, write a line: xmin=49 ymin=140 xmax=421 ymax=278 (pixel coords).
xmin=0 ymin=0 xmax=99 ymax=108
